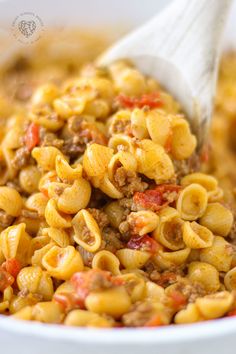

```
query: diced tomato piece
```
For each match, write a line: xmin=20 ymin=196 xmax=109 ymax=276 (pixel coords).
xmin=80 ymin=122 xmax=108 ymax=146
xmin=2 ymin=258 xmax=21 ymax=279
xmin=144 ymin=314 xmax=164 ymax=327
xmin=169 ymin=290 xmax=187 ymax=311
xmin=25 ymin=122 xmax=40 ymax=151
xmin=164 ymin=130 xmax=173 ymax=153
xmin=71 ymin=269 xmax=123 ymax=303
xmin=116 ymin=92 xmax=163 ymax=109
xmin=156 ymin=272 xmax=177 ymax=288
xmin=200 ymin=144 xmax=210 ymax=163
xmin=133 ymin=184 xmax=182 ymax=211
xmin=0 ymin=267 xmax=15 ymax=292
xmin=227 ymin=309 xmax=236 ymax=317
xmin=127 ymin=235 xmax=161 ymax=255
xmin=53 ymin=292 xmax=85 ymax=311
xmin=134 ymin=190 xmax=163 ymax=211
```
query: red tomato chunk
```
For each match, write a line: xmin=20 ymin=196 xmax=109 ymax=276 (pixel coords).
xmin=54 ymin=292 xmax=84 ymax=311
xmin=127 ymin=235 xmax=161 ymax=254
xmin=0 ymin=267 xmax=15 ymax=292
xmin=25 ymin=122 xmax=40 ymax=151
xmin=71 ymin=269 xmax=124 ymax=305
xmin=2 ymin=258 xmax=21 ymax=279
xmin=116 ymin=92 xmax=163 ymax=109
xmin=134 ymin=184 xmax=182 ymax=211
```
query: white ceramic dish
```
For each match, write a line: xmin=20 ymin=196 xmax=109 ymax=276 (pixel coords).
xmin=0 ymin=1 xmax=236 ymax=353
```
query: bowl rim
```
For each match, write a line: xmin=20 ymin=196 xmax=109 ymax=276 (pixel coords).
xmin=0 ymin=315 xmax=236 ymax=344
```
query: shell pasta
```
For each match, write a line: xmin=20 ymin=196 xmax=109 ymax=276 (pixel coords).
xmin=0 ymin=36 xmax=236 ymax=329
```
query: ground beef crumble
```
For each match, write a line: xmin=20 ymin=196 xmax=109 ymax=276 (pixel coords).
xmin=0 ymin=210 xmax=14 ymax=228
xmin=85 ymin=271 xmax=115 ymax=292
xmin=21 ymin=209 xmax=39 ymax=219
xmin=87 ymin=208 xmax=109 ymax=230
xmin=12 ymin=146 xmax=31 ymax=170
xmin=101 ymin=227 xmax=124 ymax=253
xmin=113 ymin=167 xmax=148 ymax=197
xmin=171 ymin=280 xmax=207 ymax=303
xmin=122 ymin=302 xmax=156 ymax=327
xmin=40 ymin=129 xmax=64 ymax=149
xmin=77 ymin=245 xmax=94 ymax=267
xmin=109 ymin=119 xmax=131 ymax=135
xmin=61 ymin=116 xmax=107 ymax=159
xmin=174 ymin=153 xmax=200 ymax=183
xmin=62 ymin=136 xmax=86 ymax=158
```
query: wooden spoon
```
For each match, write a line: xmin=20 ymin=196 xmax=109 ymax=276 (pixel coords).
xmin=98 ymin=0 xmax=233 ymax=149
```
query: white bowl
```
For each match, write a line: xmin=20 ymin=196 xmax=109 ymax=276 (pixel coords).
xmin=0 ymin=1 xmax=236 ymax=353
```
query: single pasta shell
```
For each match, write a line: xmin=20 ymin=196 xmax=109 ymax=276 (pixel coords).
xmin=57 ymin=178 xmax=91 ymax=214
xmin=99 ymin=173 xmax=123 ymax=199
xmin=176 ymin=184 xmax=208 ymax=221
xmin=47 ymin=228 xmax=70 ymax=248
xmin=116 ymin=248 xmax=151 ymax=269
xmin=92 ymin=250 xmax=121 ymax=275
xmin=56 ymin=155 xmax=83 ymax=182
xmin=42 ymin=245 xmax=84 ymax=280
xmin=175 ymin=303 xmax=203 ymax=324
xmin=83 ymin=144 xmax=113 ymax=177
xmin=17 ymin=266 xmax=43 ymax=294
xmin=32 ymin=147 xmax=64 ymax=171
xmin=188 ymin=261 xmax=220 ymax=292
xmin=196 ymin=291 xmax=234 ymax=319
xmin=85 ymin=286 xmax=131 ymax=318
xmin=45 ymin=199 xmax=72 ymax=228
xmin=0 ymin=186 xmax=23 ymax=216
xmin=224 ymin=267 xmax=236 ymax=291
xmin=64 ymin=309 xmax=112 ymax=327
xmin=183 ymin=221 xmax=213 ymax=249
xmin=72 ymin=209 xmax=102 ymax=253
xmin=153 ymin=248 xmax=191 ymax=270
xmin=25 ymin=193 xmax=48 ymax=217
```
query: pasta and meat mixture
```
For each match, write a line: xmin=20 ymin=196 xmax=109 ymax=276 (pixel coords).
xmin=0 ymin=37 xmax=236 ymax=328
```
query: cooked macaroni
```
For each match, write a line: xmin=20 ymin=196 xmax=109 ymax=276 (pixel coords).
xmin=0 ymin=34 xmax=236 ymax=329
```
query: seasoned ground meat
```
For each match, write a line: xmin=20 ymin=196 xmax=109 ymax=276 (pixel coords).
xmin=62 ymin=136 xmax=86 ymax=158
xmin=174 ymin=153 xmax=200 ymax=183
xmin=80 ymin=225 xmax=94 ymax=245
xmin=87 ymin=208 xmax=109 ymax=230
xmin=68 ymin=116 xmax=84 ymax=134
xmin=40 ymin=130 xmax=64 ymax=149
xmin=62 ymin=116 xmax=107 ymax=159
xmin=88 ymin=272 xmax=114 ymax=292
xmin=109 ymin=118 xmax=131 ymax=135
xmin=77 ymin=245 xmax=94 ymax=267
xmin=21 ymin=209 xmax=39 ymax=219
xmin=122 ymin=302 xmax=155 ymax=327
xmin=113 ymin=167 xmax=148 ymax=197
xmin=0 ymin=210 xmax=14 ymax=228
xmin=172 ymin=280 xmax=206 ymax=303
xmin=117 ymin=198 xmax=137 ymax=239
xmin=101 ymin=227 xmax=124 ymax=253
xmin=12 ymin=146 xmax=30 ymax=169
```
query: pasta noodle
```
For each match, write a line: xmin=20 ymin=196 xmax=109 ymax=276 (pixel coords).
xmin=0 ymin=35 xmax=235 ymax=329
